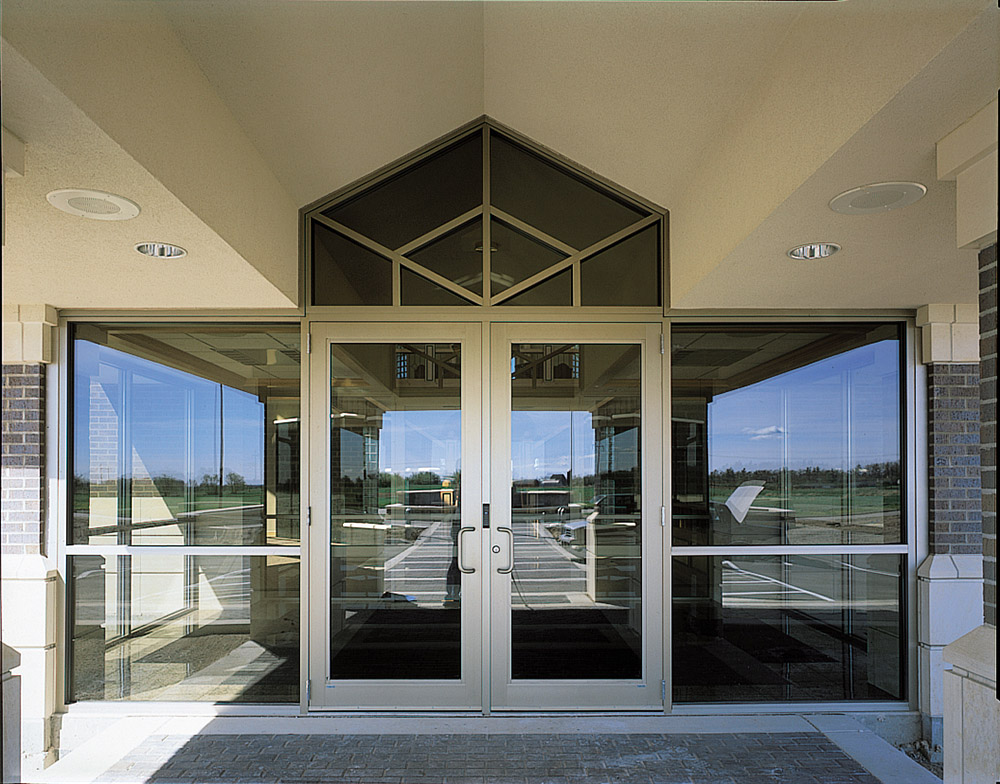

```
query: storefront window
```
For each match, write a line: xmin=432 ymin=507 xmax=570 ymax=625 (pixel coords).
xmin=672 ymin=554 xmax=903 ymax=702
xmin=70 ymin=554 xmax=299 ymax=702
xmin=68 ymin=324 xmax=300 ymax=702
xmin=671 ymin=323 xmax=906 ymax=702
xmin=672 ymin=324 xmax=901 ymax=547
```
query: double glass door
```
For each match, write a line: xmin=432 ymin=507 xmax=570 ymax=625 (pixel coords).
xmin=308 ymin=322 xmax=663 ymax=710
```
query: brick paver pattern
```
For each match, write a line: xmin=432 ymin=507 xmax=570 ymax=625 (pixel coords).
xmin=95 ymin=732 xmax=881 ymax=784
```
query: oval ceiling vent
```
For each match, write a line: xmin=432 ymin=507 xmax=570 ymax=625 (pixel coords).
xmin=829 ymin=182 xmax=926 ymax=215
xmin=46 ymin=189 xmax=140 ymax=221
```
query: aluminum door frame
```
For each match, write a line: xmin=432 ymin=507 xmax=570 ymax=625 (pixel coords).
xmin=488 ymin=322 xmax=664 ymax=710
xmin=307 ymin=322 xmax=485 ymax=709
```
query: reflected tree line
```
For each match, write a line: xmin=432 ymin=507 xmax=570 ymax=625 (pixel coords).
xmin=73 ymin=472 xmax=265 ymax=510
xmin=710 ymin=462 xmax=900 ymax=490
xmin=706 ymin=461 xmax=902 ymax=525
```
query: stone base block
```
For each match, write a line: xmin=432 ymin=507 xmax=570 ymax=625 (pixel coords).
xmin=943 ymin=625 xmax=999 ymax=784
xmin=916 ymin=554 xmax=983 ymax=759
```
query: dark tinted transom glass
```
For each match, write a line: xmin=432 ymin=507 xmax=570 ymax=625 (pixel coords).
xmin=308 ymin=122 xmax=664 ymax=307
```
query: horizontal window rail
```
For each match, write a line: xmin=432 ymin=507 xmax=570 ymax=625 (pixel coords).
xmin=66 ymin=545 xmax=300 ymax=556
xmin=671 ymin=545 xmax=909 ymax=556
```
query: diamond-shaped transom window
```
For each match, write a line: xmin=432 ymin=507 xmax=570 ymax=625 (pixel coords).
xmin=306 ymin=119 xmax=665 ymax=308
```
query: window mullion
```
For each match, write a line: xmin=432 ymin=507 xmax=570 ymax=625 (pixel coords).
xmin=482 ymin=126 xmax=491 ymax=303
xmin=397 ymin=257 xmax=484 ymax=305
xmin=489 ymin=207 xmax=577 ymax=256
xmin=490 ymin=214 xmax=659 ymax=306
xmin=394 ymin=207 xmax=483 ymax=256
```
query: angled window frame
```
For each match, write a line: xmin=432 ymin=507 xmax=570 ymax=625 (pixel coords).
xmin=302 ymin=117 xmax=669 ymax=312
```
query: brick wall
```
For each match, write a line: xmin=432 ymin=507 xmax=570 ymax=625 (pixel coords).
xmin=927 ymin=363 xmax=982 ymax=554
xmin=979 ymin=242 xmax=997 ymax=627
xmin=1 ymin=364 xmax=46 ymax=555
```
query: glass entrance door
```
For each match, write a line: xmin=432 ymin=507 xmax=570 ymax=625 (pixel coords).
xmin=489 ymin=323 xmax=663 ymax=709
xmin=308 ymin=322 xmax=662 ymax=710
xmin=308 ymin=323 xmax=484 ymax=709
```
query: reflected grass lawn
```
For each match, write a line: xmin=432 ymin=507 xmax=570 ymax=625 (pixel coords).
xmin=74 ymin=489 xmax=264 ymax=516
xmin=710 ymin=486 xmax=900 ymax=518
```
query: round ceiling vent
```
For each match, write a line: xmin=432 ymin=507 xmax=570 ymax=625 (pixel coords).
xmin=829 ymin=182 xmax=926 ymax=215
xmin=46 ymin=189 xmax=140 ymax=221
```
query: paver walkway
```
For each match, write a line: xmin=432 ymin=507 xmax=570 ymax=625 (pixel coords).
xmin=32 ymin=715 xmax=943 ymax=784
xmin=94 ymin=732 xmax=880 ymax=784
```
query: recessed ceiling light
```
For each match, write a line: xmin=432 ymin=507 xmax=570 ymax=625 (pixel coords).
xmin=46 ymin=189 xmax=140 ymax=220
xmin=134 ymin=242 xmax=187 ymax=259
xmin=787 ymin=242 xmax=841 ymax=260
xmin=829 ymin=182 xmax=926 ymax=215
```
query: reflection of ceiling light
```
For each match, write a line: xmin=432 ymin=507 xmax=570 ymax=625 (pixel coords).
xmin=273 ymin=417 xmax=299 ymax=425
xmin=135 ymin=242 xmax=187 ymax=259
xmin=47 ymin=189 xmax=140 ymax=220
xmin=787 ymin=242 xmax=841 ymax=260
xmin=829 ymin=182 xmax=926 ymax=215
xmin=473 ymin=241 xmax=499 ymax=253
xmin=454 ymin=271 xmax=516 ymax=289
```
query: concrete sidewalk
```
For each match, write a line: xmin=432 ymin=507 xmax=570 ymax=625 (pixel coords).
xmin=28 ymin=715 xmax=941 ymax=784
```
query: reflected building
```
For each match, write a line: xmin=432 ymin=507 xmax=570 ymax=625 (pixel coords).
xmin=68 ymin=325 xmax=302 ymax=702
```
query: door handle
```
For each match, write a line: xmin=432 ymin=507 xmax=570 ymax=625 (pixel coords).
xmin=457 ymin=526 xmax=476 ymax=574
xmin=496 ymin=526 xmax=514 ymax=574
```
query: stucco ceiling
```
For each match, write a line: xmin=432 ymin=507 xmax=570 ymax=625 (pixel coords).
xmin=1 ymin=41 xmax=295 ymax=310
xmin=1 ymin=0 xmax=996 ymax=311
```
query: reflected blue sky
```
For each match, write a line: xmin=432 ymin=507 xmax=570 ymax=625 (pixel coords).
xmin=708 ymin=341 xmax=899 ymax=471
xmin=75 ymin=340 xmax=265 ymax=484
xmin=376 ymin=410 xmax=462 ymax=478
xmin=512 ymin=411 xmax=596 ymax=481
xmin=369 ymin=409 xmax=617 ymax=482
xmin=77 ymin=336 xmax=898 ymax=487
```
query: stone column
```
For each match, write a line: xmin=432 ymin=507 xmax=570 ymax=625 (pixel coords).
xmin=2 ymin=643 xmax=22 ymax=784
xmin=1 ymin=304 xmax=59 ymax=776
xmin=915 ymin=305 xmax=984 ymax=760
xmin=941 ymin=245 xmax=997 ymax=784
xmin=937 ymin=97 xmax=999 ymax=784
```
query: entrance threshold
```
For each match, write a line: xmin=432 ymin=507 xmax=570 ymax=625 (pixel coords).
xmin=36 ymin=713 xmax=938 ymax=784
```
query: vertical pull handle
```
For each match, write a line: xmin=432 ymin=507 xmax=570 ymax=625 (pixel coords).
xmin=496 ymin=526 xmax=514 ymax=574
xmin=457 ymin=526 xmax=476 ymax=574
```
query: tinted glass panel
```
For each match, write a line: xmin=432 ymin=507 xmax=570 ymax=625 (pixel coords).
xmin=400 ymin=268 xmax=475 ymax=306
xmin=581 ymin=224 xmax=660 ymax=306
xmin=70 ymin=554 xmax=299 ymax=702
xmin=510 ymin=343 xmax=641 ymax=679
xmin=491 ymin=218 xmax=567 ymax=296
xmin=491 ymin=133 xmax=645 ymax=250
xmin=72 ymin=325 xmax=301 ymax=546
xmin=324 ymin=133 xmax=482 ymax=250
xmin=329 ymin=343 xmax=463 ymax=679
xmin=312 ymin=222 xmax=392 ymax=306
xmin=504 ymin=268 xmax=572 ymax=307
xmin=671 ymin=324 xmax=902 ymax=546
xmin=308 ymin=124 xmax=664 ymax=310
xmin=406 ymin=218 xmax=484 ymax=296
xmin=673 ymin=554 xmax=904 ymax=702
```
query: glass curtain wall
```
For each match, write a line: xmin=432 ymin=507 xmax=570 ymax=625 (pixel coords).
xmin=670 ymin=323 xmax=906 ymax=702
xmin=68 ymin=324 xmax=301 ymax=702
